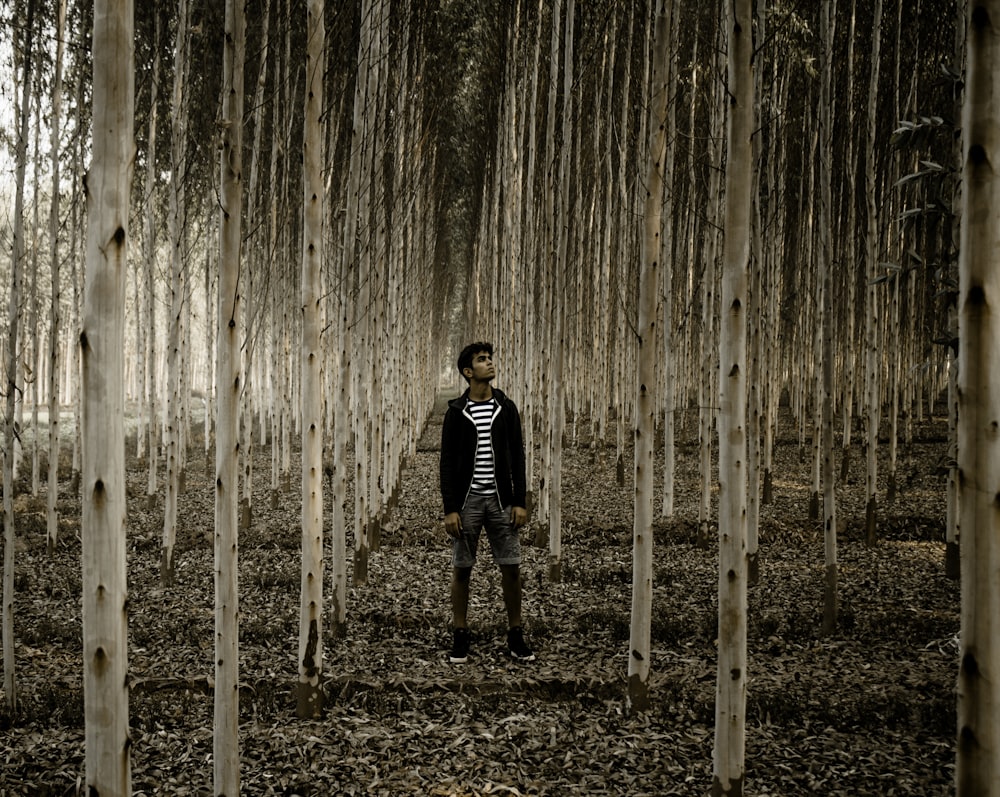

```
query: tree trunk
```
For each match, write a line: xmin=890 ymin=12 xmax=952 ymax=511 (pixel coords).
xmin=945 ymin=0 xmax=967 ymax=581
xmin=29 ymin=98 xmax=42 ymax=500
xmin=162 ymin=0 xmax=192 ymax=585
xmin=81 ymin=0 xmax=134 ymax=790
xmin=70 ymin=76 xmax=84 ymax=497
xmin=629 ymin=0 xmax=669 ymax=713
xmin=746 ymin=0 xmax=766 ymax=585
xmin=820 ymin=0 xmax=838 ymax=635
xmin=661 ymin=2 xmax=679 ymax=520
xmin=143 ymin=1 xmax=163 ymax=512
xmin=214 ymin=0 xmax=244 ymax=789
xmin=956 ymin=5 xmax=1000 ymax=792
xmin=350 ymin=0 xmax=375 ymax=587
xmin=548 ymin=0 xmax=573 ymax=584
xmin=46 ymin=0 xmax=67 ymax=556
xmin=3 ymin=0 xmax=35 ymax=714
xmin=840 ymin=0 xmax=859 ymax=485
xmin=713 ymin=0 xmax=752 ymax=792
xmin=698 ymin=42 xmax=723 ymax=551
xmin=330 ymin=236 xmax=349 ymax=638
xmin=863 ymin=0 xmax=884 ymax=546
xmin=297 ymin=0 xmax=325 ymax=720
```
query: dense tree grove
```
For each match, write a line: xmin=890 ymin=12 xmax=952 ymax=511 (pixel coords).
xmin=0 ymin=1 xmax=965 ymax=492
xmin=0 ymin=0 xmax=984 ymax=793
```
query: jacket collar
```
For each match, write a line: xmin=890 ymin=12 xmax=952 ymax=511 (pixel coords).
xmin=449 ymin=386 xmax=507 ymax=411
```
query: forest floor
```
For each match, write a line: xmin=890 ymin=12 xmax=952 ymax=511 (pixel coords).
xmin=1 ymin=397 xmax=957 ymax=796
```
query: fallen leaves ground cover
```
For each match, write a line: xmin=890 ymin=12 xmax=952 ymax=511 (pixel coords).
xmin=1 ymin=402 xmax=957 ymax=795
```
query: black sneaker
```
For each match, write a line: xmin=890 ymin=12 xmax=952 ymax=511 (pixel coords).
xmin=507 ymin=627 xmax=535 ymax=662
xmin=449 ymin=627 xmax=471 ymax=663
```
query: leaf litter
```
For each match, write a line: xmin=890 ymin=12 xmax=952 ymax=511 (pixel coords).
xmin=1 ymin=408 xmax=956 ymax=795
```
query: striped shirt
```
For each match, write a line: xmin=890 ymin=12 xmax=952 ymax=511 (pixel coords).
xmin=467 ymin=398 xmax=497 ymax=495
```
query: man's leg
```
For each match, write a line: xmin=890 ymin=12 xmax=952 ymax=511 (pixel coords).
xmin=499 ymin=563 xmax=522 ymax=629
xmin=500 ymin=563 xmax=534 ymax=661
xmin=449 ymin=566 xmax=473 ymax=663
xmin=452 ymin=566 xmax=472 ymax=628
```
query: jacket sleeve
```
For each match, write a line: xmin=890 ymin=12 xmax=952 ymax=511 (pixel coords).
xmin=440 ymin=408 xmax=462 ymax=515
xmin=507 ymin=402 xmax=528 ymax=508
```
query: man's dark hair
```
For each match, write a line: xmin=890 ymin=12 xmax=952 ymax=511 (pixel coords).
xmin=457 ymin=341 xmax=494 ymax=381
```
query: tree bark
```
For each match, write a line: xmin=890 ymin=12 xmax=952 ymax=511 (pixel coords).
xmin=946 ymin=0 xmax=967 ymax=581
xmin=713 ymin=0 xmax=752 ymax=792
xmin=298 ymin=0 xmax=325 ymax=720
xmin=3 ymin=0 xmax=36 ymax=714
xmin=629 ymin=0 xmax=668 ymax=713
xmin=81 ymin=0 xmax=134 ymax=790
xmin=162 ymin=0 xmax=192 ymax=585
xmin=863 ymin=0 xmax=884 ymax=546
xmin=46 ymin=0 xmax=68 ymax=557
xmin=819 ymin=0 xmax=838 ymax=635
xmin=143 ymin=1 xmax=163 ymax=511
xmin=956 ymin=5 xmax=1000 ymax=792
xmin=214 ymin=0 xmax=245 ymax=789
xmin=548 ymin=0 xmax=573 ymax=584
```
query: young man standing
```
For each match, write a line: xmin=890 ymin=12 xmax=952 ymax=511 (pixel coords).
xmin=440 ymin=342 xmax=534 ymax=663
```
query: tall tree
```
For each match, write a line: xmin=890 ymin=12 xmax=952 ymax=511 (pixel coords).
xmin=3 ymin=0 xmax=37 ymax=714
xmin=46 ymin=0 xmax=68 ymax=556
xmin=547 ymin=0 xmax=573 ymax=583
xmin=297 ymin=0 xmax=325 ymax=720
xmin=661 ymin=2 xmax=680 ymax=520
xmin=713 ymin=0 xmax=753 ymax=792
xmin=349 ymin=0 xmax=378 ymax=586
xmin=839 ymin=0 xmax=859 ymax=485
xmin=697 ymin=25 xmax=724 ymax=551
xmin=142 ymin=0 xmax=163 ymax=512
xmin=862 ymin=0 xmax=884 ymax=545
xmin=162 ymin=0 xmax=193 ymax=585
xmin=214 ymin=0 xmax=245 ymax=789
xmin=946 ymin=0 xmax=968 ymax=581
xmin=819 ymin=0 xmax=838 ymax=634
xmin=629 ymin=0 xmax=668 ymax=713
xmin=81 ymin=0 xmax=135 ymax=791
xmin=956 ymin=4 xmax=1000 ymax=792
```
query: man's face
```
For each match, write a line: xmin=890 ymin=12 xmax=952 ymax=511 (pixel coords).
xmin=464 ymin=350 xmax=495 ymax=382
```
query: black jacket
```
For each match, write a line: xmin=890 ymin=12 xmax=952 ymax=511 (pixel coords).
xmin=440 ymin=387 xmax=527 ymax=515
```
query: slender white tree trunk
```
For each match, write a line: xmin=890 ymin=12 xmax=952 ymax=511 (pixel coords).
xmin=349 ymin=0 xmax=374 ymax=586
xmin=661 ymin=2 xmax=678 ymax=520
xmin=29 ymin=107 xmax=41 ymax=500
xmin=3 ymin=0 xmax=35 ymax=714
xmin=698 ymin=41 xmax=723 ymax=551
xmin=46 ymin=0 xmax=67 ymax=556
xmin=548 ymin=0 xmax=573 ymax=583
xmin=297 ymin=0 xmax=325 ymax=719
xmin=713 ymin=0 xmax=752 ymax=792
xmin=162 ymin=0 xmax=191 ymax=585
xmin=863 ymin=0 xmax=884 ymax=545
xmin=840 ymin=0 xmax=858 ymax=484
xmin=957 ymin=4 xmax=1000 ymax=792
xmin=746 ymin=0 xmax=766 ymax=583
xmin=820 ymin=0 xmax=838 ymax=634
xmin=946 ymin=0 xmax=967 ymax=581
xmin=82 ymin=0 xmax=134 ymax=791
xmin=629 ymin=0 xmax=668 ymax=713
xmin=214 ymin=0 xmax=244 ymax=790
xmin=143 ymin=3 xmax=162 ymax=511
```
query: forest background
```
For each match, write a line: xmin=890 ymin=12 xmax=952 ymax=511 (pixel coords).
xmin=0 ymin=0 xmax=976 ymax=794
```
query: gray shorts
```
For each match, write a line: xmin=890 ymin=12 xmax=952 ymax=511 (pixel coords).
xmin=452 ymin=492 xmax=521 ymax=569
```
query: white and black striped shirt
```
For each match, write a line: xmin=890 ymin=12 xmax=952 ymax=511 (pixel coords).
xmin=467 ymin=398 xmax=497 ymax=495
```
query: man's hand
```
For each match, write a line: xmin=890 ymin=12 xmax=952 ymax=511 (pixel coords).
xmin=444 ymin=512 xmax=463 ymax=538
xmin=511 ymin=506 xmax=528 ymax=528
